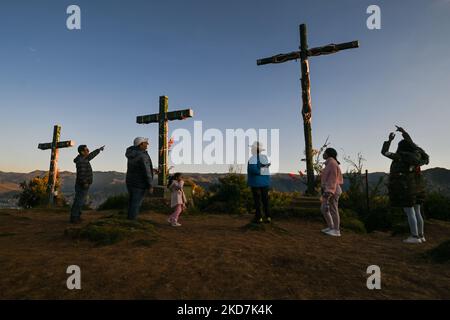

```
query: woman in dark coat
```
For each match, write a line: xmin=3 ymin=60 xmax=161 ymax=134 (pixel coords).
xmin=381 ymin=126 xmax=429 ymax=244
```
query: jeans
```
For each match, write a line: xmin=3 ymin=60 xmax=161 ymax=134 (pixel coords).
xmin=404 ymin=205 xmax=425 ymax=237
xmin=70 ymin=184 xmax=90 ymax=219
xmin=251 ymin=187 xmax=270 ymax=220
xmin=321 ymin=186 xmax=342 ymax=231
xmin=127 ymin=186 xmax=146 ymax=220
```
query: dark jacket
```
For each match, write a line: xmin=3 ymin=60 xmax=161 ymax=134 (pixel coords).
xmin=381 ymin=136 xmax=429 ymax=207
xmin=125 ymin=146 xmax=154 ymax=189
xmin=74 ymin=148 xmax=101 ymax=186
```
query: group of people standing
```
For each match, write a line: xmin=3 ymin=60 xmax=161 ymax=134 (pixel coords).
xmin=70 ymin=136 xmax=187 ymax=226
xmin=246 ymin=127 xmax=429 ymax=244
xmin=69 ymin=126 xmax=430 ymax=244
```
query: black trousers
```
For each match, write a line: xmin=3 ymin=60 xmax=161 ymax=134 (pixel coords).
xmin=251 ymin=187 xmax=270 ymax=219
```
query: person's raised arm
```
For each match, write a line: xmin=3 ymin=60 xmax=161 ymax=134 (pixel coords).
xmin=381 ymin=133 xmax=400 ymax=160
xmin=87 ymin=145 xmax=105 ymax=161
xmin=396 ymin=126 xmax=414 ymax=144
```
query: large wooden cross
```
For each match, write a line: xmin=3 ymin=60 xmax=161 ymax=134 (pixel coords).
xmin=257 ymin=23 xmax=359 ymax=195
xmin=38 ymin=125 xmax=75 ymax=205
xmin=137 ymin=96 xmax=194 ymax=188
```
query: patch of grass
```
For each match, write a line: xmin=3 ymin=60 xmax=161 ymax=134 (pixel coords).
xmin=425 ymin=240 xmax=450 ymax=263
xmin=0 ymin=232 xmax=16 ymax=237
xmin=65 ymin=215 xmax=157 ymax=246
xmin=132 ymin=239 xmax=157 ymax=247
xmin=342 ymin=217 xmax=367 ymax=234
xmin=241 ymin=221 xmax=289 ymax=234
xmin=270 ymin=207 xmax=321 ymax=219
xmin=14 ymin=215 xmax=32 ymax=220
xmin=98 ymin=194 xmax=128 ymax=211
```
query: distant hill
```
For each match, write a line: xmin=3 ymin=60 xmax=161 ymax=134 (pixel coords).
xmin=1 ymin=168 xmax=449 ymax=208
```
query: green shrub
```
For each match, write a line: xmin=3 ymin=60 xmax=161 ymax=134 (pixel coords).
xmin=97 ymin=194 xmax=128 ymax=211
xmin=341 ymin=217 xmax=367 ymax=234
xmin=426 ymin=240 xmax=450 ymax=263
xmin=142 ymin=197 xmax=171 ymax=214
xmin=269 ymin=191 xmax=297 ymax=210
xmin=423 ymin=192 xmax=450 ymax=221
xmin=18 ymin=174 xmax=66 ymax=208
xmin=201 ymin=173 xmax=252 ymax=214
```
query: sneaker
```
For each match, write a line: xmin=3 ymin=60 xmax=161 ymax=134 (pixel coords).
xmin=171 ymin=222 xmax=182 ymax=227
xmin=252 ymin=218 xmax=263 ymax=224
xmin=321 ymin=228 xmax=331 ymax=233
xmin=167 ymin=218 xmax=173 ymax=224
xmin=403 ymin=236 xmax=422 ymax=244
xmin=419 ymin=235 xmax=426 ymax=243
xmin=265 ymin=217 xmax=272 ymax=223
xmin=325 ymin=229 xmax=341 ymax=237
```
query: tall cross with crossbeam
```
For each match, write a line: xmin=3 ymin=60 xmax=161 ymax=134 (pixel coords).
xmin=257 ymin=23 xmax=359 ymax=195
xmin=38 ymin=125 xmax=75 ymax=205
xmin=137 ymin=96 xmax=194 ymax=189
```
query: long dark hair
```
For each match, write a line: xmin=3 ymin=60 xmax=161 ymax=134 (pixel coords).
xmin=324 ymin=148 xmax=340 ymax=165
xmin=167 ymin=172 xmax=182 ymax=187
xmin=397 ymin=139 xmax=416 ymax=153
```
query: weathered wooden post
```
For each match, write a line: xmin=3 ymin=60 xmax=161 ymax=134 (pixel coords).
xmin=257 ymin=23 xmax=359 ymax=195
xmin=137 ymin=96 xmax=194 ymax=196
xmin=38 ymin=125 xmax=75 ymax=205
xmin=299 ymin=24 xmax=315 ymax=195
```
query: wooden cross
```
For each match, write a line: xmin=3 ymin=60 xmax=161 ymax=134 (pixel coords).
xmin=38 ymin=125 xmax=75 ymax=205
xmin=257 ymin=24 xmax=359 ymax=195
xmin=137 ymin=96 xmax=194 ymax=187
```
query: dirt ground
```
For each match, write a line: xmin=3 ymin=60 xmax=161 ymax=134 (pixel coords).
xmin=0 ymin=209 xmax=449 ymax=300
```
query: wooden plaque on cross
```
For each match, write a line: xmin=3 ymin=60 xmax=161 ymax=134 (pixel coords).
xmin=136 ymin=96 xmax=194 ymax=188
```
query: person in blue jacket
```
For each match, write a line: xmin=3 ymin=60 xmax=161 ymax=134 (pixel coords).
xmin=247 ymin=141 xmax=271 ymax=224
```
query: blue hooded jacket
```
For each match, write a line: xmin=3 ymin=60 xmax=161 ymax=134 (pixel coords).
xmin=247 ymin=154 xmax=271 ymax=187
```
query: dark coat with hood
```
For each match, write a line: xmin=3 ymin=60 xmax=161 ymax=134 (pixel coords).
xmin=125 ymin=146 xmax=154 ymax=189
xmin=74 ymin=148 xmax=101 ymax=186
xmin=381 ymin=132 xmax=429 ymax=207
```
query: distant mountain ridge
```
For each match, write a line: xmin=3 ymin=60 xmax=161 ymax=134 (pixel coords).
xmin=1 ymin=168 xmax=449 ymax=208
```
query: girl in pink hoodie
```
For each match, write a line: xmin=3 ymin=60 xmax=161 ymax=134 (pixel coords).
xmin=320 ymin=148 xmax=344 ymax=237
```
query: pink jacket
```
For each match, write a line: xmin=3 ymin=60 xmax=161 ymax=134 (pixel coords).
xmin=169 ymin=180 xmax=187 ymax=208
xmin=321 ymin=158 xmax=344 ymax=194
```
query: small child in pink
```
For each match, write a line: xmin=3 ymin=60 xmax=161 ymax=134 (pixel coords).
xmin=167 ymin=173 xmax=187 ymax=227
xmin=320 ymin=148 xmax=344 ymax=237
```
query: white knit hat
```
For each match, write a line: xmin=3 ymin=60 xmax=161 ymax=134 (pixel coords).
xmin=250 ymin=141 xmax=266 ymax=152
xmin=133 ymin=137 xmax=149 ymax=147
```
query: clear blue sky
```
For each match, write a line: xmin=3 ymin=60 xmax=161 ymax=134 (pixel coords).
xmin=1 ymin=0 xmax=449 ymax=174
